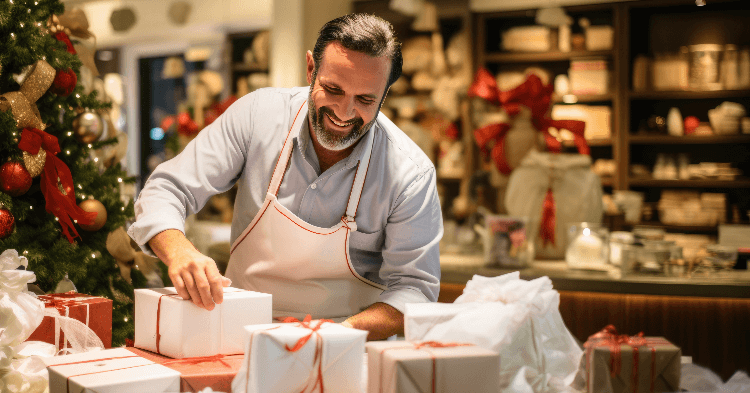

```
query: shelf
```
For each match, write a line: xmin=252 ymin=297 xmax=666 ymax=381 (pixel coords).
xmin=629 ymin=134 xmax=750 ymax=144
xmin=628 ymin=178 xmax=750 ymax=188
xmin=562 ymin=138 xmax=613 ymax=147
xmin=484 ymin=50 xmax=613 ymax=63
xmin=232 ymin=63 xmax=268 ymax=72
xmin=629 ymin=222 xmax=719 ymax=233
xmin=553 ymin=93 xmax=613 ymax=103
xmin=629 ymin=89 xmax=750 ymax=100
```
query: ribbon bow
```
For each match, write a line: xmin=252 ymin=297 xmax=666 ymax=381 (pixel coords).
xmin=467 ymin=68 xmax=590 ymax=175
xmin=0 ymin=60 xmax=56 ymax=130
xmin=279 ymin=314 xmax=334 ymax=393
xmin=584 ymin=325 xmax=653 ymax=393
xmin=18 ymin=128 xmax=97 ymax=243
xmin=160 ymin=112 xmax=200 ymax=137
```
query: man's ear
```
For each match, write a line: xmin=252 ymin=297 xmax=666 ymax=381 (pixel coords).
xmin=306 ymin=50 xmax=315 ymax=85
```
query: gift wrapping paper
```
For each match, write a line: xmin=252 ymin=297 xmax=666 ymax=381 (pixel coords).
xmin=44 ymin=347 xmax=181 ymax=393
xmin=366 ymin=340 xmax=500 ymax=393
xmin=134 ymin=286 xmax=271 ymax=358
xmin=26 ymin=292 xmax=112 ymax=349
xmin=585 ymin=326 xmax=681 ymax=393
xmin=232 ymin=317 xmax=367 ymax=393
xmin=126 ymin=347 xmax=243 ymax=392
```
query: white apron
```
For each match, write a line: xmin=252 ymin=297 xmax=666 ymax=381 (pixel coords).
xmin=225 ymin=101 xmax=386 ymax=321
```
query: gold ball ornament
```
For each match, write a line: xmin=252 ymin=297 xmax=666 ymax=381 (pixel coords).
xmin=78 ymin=199 xmax=107 ymax=231
xmin=22 ymin=149 xmax=46 ymax=178
xmin=72 ymin=111 xmax=104 ymax=144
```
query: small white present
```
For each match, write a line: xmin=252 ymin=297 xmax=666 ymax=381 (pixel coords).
xmin=134 ymin=287 xmax=271 ymax=358
xmin=366 ymin=340 xmax=500 ymax=393
xmin=44 ymin=347 xmax=181 ymax=393
xmin=232 ymin=316 xmax=367 ymax=393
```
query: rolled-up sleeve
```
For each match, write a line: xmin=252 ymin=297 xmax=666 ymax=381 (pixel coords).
xmin=127 ymin=93 xmax=256 ymax=256
xmin=378 ymin=166 xmax=443 ymax=313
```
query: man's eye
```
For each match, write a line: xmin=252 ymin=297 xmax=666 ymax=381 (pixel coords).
xmin=358 ymin=98 xmax=375 ymax=105
xmin=324 ymin=86 xmax=342 ymax=94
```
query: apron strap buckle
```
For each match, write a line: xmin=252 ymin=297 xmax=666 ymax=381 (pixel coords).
xmin=341 ymin=216 xmax=357 ymax=232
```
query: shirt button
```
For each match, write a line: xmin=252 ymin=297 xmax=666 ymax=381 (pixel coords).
xmin=311 ymin=183 xmax=317 ymax=189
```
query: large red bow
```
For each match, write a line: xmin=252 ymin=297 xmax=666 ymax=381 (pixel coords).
xmin=18 ymin=128 xmax=97 ymax=243
xmin=467 ymin=68 xmax=589 ymax=173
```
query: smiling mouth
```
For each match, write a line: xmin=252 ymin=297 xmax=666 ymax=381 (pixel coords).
xmin=325 ymin=113 xmax=356 ymax=128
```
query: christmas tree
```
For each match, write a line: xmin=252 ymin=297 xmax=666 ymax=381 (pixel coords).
xmin=0 ymin=0 xmax=141 ymax=346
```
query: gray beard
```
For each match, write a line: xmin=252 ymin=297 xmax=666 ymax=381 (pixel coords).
xmin=308 ymin=91 xmax=378 ymax=152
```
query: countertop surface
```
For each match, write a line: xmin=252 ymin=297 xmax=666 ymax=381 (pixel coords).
xmin=440 ymin=253 xmax=750 ymax=298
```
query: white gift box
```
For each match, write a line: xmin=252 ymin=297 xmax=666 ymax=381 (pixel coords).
xmin=44 ymin=347 xmax=181 ymax=393
xmin=232 ymin=319 xmax=367 ymax=393
xmin=134 ymin=287 xmax=271 ymax=358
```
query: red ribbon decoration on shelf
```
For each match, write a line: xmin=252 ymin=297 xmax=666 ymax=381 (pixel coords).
xmin=467 ymin=68 xmax=590 ymax=173
xmin=468 ymin=68 xmax=590 ymax=245
xmin=18 ymin=128 xmax=97 ymax=243
xmin=160 ymin=112 xmax=200 ymax=137
xmin=540 ymin=187 xmax=556 ymax=246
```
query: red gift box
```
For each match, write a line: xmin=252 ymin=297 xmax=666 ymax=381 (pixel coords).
xmin=26 ymin=292 xmax=112 ymax=349
xmin=126 ymin=347 xmax=244 ymax=392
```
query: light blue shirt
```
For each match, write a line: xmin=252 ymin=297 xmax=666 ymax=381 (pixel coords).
xmin=128 ymin=86 xmax=443 ymax=313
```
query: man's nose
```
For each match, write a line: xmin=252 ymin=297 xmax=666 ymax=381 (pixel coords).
xmin=335 ymin=96 xmax=356 ymax=120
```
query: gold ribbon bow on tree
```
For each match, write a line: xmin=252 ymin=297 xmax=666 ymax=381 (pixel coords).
xmin=0 ymin=59 xmax=55 ymax=130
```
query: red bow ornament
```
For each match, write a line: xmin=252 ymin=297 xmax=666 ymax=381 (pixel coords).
xmin=467 ymin=68 xmax=589 ymax=175
xmin=18 ymin=128 xmax=97 ymax=243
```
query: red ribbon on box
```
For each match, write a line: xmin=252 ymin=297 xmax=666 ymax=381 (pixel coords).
xmin=378 ymin=341 xmax=472 ymax=393
xmin=29 ymin=292 xmax=112 ymax=350
xmin=584 ymin=325 xmax=673 ymax=393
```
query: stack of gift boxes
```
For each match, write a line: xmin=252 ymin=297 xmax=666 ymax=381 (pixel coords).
xmin=32 ymin=281 xmax=682 ymax=393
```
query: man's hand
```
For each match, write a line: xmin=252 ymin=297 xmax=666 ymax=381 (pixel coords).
xmin=148 ymin=229 xmax=231 ymax=310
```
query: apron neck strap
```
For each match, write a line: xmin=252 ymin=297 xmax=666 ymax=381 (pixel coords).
xmin=267 ymin=100 xmax=375 ymax=221
xmin=344 ymin=125 xmax=374 ymax=221
xmin=268 ymin=101 xmax=308 ymax=196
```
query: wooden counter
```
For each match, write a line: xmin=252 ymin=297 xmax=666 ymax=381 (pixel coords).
xmin=438 ymin=254 xmax=750 ymax=381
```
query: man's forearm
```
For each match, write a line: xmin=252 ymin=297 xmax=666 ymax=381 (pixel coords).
xmin=344 ymin=302 xmax=403 ymax=341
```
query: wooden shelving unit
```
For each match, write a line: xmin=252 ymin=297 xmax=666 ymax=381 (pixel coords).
xmin=225 ymin=31 xmax=270 ymax=96
xmin=471 ymin=0 xmax=750 ymax=231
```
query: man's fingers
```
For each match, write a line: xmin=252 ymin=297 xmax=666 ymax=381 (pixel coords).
xmin=205 ymin=266 xmax=224 ymax=305
xmin=170 ymin=273 xmax=190 ymax=301
xmin=181 ymin=272 xmax=204 ymax=309
xmin=221 ymin=276 xmax=232 ymax=287
xmin=193 ymin=270 xmax=216 ymax=311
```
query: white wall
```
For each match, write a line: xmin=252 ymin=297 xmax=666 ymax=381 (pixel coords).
xmin=75 ymin=0 xmax=271 ymax=47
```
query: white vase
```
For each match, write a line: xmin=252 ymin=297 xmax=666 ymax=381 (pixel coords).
xmin=667 ymin=107 xmax=684 ymax=136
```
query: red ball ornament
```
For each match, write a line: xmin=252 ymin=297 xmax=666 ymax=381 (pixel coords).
xmin=0 ymin=161 xmax=32 ymax=197
xmin=684 ymin=116 xmax=700 ymax=135
xmin=0 ymin=208 xmax=14 ymax=239
xmin=50 ymin=68 xmax=77 ymax=96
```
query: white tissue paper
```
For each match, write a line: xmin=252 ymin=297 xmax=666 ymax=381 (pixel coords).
xmin=1 ymin=249 xmax=105 ymax=393
xmin=404 ymin=272 xmax=583 ymax=393
xmin=0 ymin=249 xmax=50 ymax=393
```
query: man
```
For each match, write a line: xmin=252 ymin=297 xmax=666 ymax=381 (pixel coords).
xmin=128 ymin=14 xmax=442 ymax=340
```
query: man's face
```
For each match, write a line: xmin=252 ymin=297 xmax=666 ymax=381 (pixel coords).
xmin=306 ymin=42 xmax=390 ymax=152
